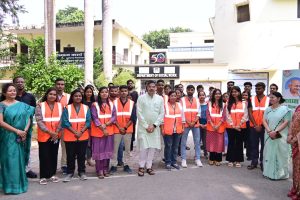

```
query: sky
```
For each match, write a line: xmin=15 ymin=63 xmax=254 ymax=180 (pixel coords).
xmin=8 ymin=0 xmax=215 ymax=37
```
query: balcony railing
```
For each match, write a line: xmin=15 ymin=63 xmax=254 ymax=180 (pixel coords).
xmin=168 ymin=46 xmax=214 ymax=52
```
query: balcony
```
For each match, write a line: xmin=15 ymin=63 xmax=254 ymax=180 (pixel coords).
xmin=168 ymin=45 xmax=214 ymax=52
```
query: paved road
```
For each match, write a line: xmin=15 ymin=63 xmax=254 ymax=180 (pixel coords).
xmin=0 ymin=135 xmax=292 ymax=200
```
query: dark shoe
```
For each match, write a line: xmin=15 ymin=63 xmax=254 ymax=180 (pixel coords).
xmin=61 ymin=166 xmax=68 ymax=175
xmin=146 ymin=168 xmax=155 ymax=175
xmin=110 ymin=166 xmax=117 ymax=174
xmin=26 ymin=170 xmax=37 ymax=178
xmin=171 ymin=163 xmax=180 ymax=170
xmin=247 ymin=165 xmax=257 ymax=170
xmin=123 ymin=165 xmax=133 ymax=174
xmin=186 ymin=146 xmax=190 ymax=150
xmin=166 ymin=165 xmax=172 ymax=171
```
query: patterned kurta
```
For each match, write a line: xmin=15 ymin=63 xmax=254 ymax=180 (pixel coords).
xmin=291 ymin=105 xmax=300 ymax=197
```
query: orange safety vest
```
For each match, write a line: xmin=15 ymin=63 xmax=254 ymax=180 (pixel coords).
xmin=57 ymin=92 xmax=70 ymax=107
xmin=64 ymin=103 xmax=89 ymax=141
xmin=163 ymin=102 xmax=184 ymax=135
xmin=37 ymin=102 xmax=63 ymax=142
xmin=206 ymin=102 xmax=225 ymax=133
xmin=227 ymin=101 xmax=247 ymax=129
xmin=113 ymin=98 xmax=134 ymax=134
xmin=181 ymin=96 xmax=200 ymax=128
xmin=250 ymin=96 xmax=269 ymax=127
xmin=91 ymin=102 xmax=114 ymax=137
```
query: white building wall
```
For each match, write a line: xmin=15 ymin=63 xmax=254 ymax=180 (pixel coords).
xmin=214 ymin=0 xmax=300 ymax=71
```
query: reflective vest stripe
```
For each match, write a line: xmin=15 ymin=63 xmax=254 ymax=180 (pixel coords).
xmin=94 ymin=102 xmax=113 ymax=119
xmin=114 ymin=99 xmax=133 ymax=116
xmin=251 ymin=96 xmax=269 ymax=111
xmin=230 ymin=101 xmax=246 ymax=113
xmin=208 ymin=102 xmax=222 ymax=117
xmin=41 ymin=102 xmax=62 ymax=122
xmin=68 ymin=104 xmax=88 ymax=122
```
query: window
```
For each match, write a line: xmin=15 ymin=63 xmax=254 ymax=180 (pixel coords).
xmin=237 ymin=4 xmax=250 ymax=23
xmin=56 ymin=40 xmax=61 ymax=52
xmin=123 ymin=48 xmax=128 ymax=61
xmin=63 ymin=47 xmax=75 ymax=52
xmin=204 ymin=39 xmax=214 ymax=43
xmin=298 ymin=0 xmax=300 ymax=18
xmin=20 ymin=43 xmax=28 ymax=54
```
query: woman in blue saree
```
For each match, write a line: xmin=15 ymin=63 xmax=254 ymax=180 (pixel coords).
xmin=0 ymin=83 xmax=34 ymax=194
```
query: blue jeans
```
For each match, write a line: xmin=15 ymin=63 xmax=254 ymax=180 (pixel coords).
xmin=117 ymin=138 xmax=124 ymax=163
xmin=163 ymin=133 xmax=181 ymax=165
xmin=180 ymin=127 xmax=201 ymax=160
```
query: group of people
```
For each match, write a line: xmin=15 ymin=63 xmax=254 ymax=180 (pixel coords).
xmin=0 ymin=78 xmax=299 ymax=200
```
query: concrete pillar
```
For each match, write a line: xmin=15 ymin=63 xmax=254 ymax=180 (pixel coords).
xmin=44 ymin=0 xmax=56 ymax=64
xmin=84 ymin=0 xmax=94 ymax=85
xmin=102 ymin=0 xmax=113 ymax=82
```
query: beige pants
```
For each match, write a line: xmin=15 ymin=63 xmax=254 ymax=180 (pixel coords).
xmin=60 ymin=132 xmax=67 ymax=166
xmin=112 ymin=134 xmax=132 ymax=167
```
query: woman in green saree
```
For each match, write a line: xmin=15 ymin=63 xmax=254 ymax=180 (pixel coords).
xmin=0 ymin=83 xmax=34 ymax=194
xmin=262 ymin=92 xmax=291 ymax=180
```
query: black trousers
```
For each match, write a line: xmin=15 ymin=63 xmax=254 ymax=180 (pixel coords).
xmin=65 ymin=140 xmax=88 ymax=175
xmin=209 ymin=152 xmax=222 ymax=162
xmin=200 ymin=127 xmax=207 ymax=156
xmin=226 ymin=128 xmax=245 ymax=162
xmin=38 ymin=140 xmax=59 ymax=179
xmin=130 ymin=122 xmax=136 ymax=151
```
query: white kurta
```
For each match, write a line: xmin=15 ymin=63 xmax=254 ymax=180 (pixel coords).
xmin=137 ymin=93 xmax=164 ymax=150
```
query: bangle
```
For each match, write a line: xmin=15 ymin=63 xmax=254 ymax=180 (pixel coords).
xmin=124 ymin=127 xmax=127 ymax=131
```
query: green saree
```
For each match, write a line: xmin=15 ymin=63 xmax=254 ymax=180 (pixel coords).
xmin=0 ymin=102 xmax=34 ymax=194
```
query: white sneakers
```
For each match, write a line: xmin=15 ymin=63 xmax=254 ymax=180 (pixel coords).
xmin=196 ymin=159 xmax=203 ymax=167
xmin=181 ymin=159 xmax=187 ymax=168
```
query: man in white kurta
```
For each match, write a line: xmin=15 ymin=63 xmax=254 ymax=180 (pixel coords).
xmin=137 ymin=81 xmax=164 ymax=174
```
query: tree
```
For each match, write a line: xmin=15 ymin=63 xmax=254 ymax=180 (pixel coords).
xmin=142 ymin=27 xmax=192 ymax=49
xmin=56 ymin=6 xmax=84 ymax=23
xmin=95 ymin=68 xmax=136 ymax=88
xmin=13 ymin=37 xmax=84 ymax=96
xmin=93 ymin=48 xmax=103 ymax=81
xmin=0 ymin=0 xmax=25 ymax=28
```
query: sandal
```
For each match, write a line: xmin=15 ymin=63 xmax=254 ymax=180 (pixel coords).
xmin=215 ymin=162 xmax=221 ymax=166
xmin=50 ymin=176 xmax=59 ymax=183
xmin=146 ymin=168 xmax=155 ymax=175
xmin=138 ymin=167 xmax=145 ymax=177
xmin=228 ymin=162 xmax=234 ymax=167
xmin=98 ymin=173 xmax=104 ymax=179
xmin=103 ymin=172 xmax=110 ymax=177
xmin=39 ymin=178 xmax=47 ymax=185
xmin=208 ymin=160 xmax=215 ymax=165
xmin=235 ymin=163 xmax=242 ymax=168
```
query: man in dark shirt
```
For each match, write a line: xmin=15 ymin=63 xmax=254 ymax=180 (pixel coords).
xmin=13 ymin=76 xmax=37 ymax=178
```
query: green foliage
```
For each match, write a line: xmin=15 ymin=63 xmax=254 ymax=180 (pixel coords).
xmin=0 ymin=0 xmax=26 ymax=28
xmin=13 ymin=37 xmax=83 ymax=96
xmin=56 ymin=6 xmax=84 ymax=23
xmin=95 ymin=72 xmax=108 ymax=88
xmin=93 ymin=48 xmax=103 ymax=81
xmin=142 ymin=27 xmax=192 ymax=49
xmin=0 ymin=31 xmax=16 ymax=59
xmin=113 ymin=68 xmax=135 ymax=86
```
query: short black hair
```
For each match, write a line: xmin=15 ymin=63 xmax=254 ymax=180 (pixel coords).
xmin=119 ymin=85 xmax=128 ymax=90
xmin=126 ymin=79 xmax=134 ymax=85
xmin=255 ymin=82 xmax=266 ymax=89
xmin=147 ymin=80 xmax=156 ymax=86
xmin=196 ymin=85 xmax=204 ymax=90
xmin=186 ymin=85 xmax=195 ymax=90
xmin=244 ymin=82 xmax=252 ymax=87
xmin=270 ymin=83 xmax=278 ymax=90
xmin=13 ymin=76 xmax=24 ymax=83
xmin=227 ymin=81 xmax=235 ymax=85
xmin=164 ymin=84 xmax=171 ymax=89
xmin=55 ymin=78 xmax=65 ymax=83
xmin=209 ymin=86 xmax=215 ymax=91
xmin=156 ymin=79 xmax=165 ymax=84
xmin=109 ymin=85 xmax=118 ymax=90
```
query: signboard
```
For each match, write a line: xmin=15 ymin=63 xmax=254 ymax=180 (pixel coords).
xmin=57 ymin=52 xmax=84 ymax=64
xmin=135 ymin=65 xmax=179 ymax=79
xmin=282 ymin=70 xmax=300 ymax=111
xmin=149 ymin=52 xmax=167 ymax=64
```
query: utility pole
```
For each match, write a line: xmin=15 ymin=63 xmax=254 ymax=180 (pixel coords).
xmin=44 ymin=0 xmax=56 ymax=64
xmin=102 ymin=0 xmax=113 ymax=82
xmin=84 ymin=0 xmax=94 ymax=85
